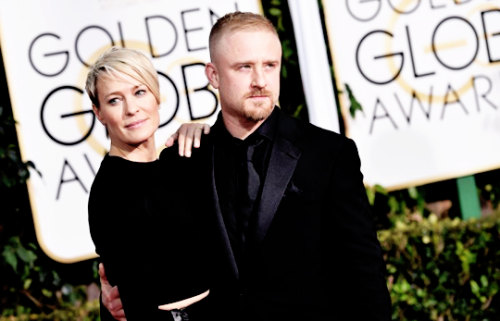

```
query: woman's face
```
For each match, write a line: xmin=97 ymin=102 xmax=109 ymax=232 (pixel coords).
xmin=93 ymin=72 xmax=159 ymax=148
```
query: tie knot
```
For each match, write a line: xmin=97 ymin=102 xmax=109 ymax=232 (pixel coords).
xmin=245 ymin=145 xmax=254 ymax=162
xmin=242 ymin=137 xmax=263 ymax=162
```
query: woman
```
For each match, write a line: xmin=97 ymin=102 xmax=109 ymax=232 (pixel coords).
xmin=86 ymin=47 xmax=210 ymax=321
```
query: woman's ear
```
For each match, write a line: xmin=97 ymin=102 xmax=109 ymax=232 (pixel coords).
xmin=92 ymin=104 xmax=106 ymax=126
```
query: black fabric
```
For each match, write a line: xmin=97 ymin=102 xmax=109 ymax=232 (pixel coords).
xmin=88 ymin=150 xmax=210 ymax=320
xmin=195 ymin=108 xmax=391 ymax=321
xmin=213 ymin=108 xmax=277 ymax=269
xmin=237 ymin=139 xmax=263 ymax=247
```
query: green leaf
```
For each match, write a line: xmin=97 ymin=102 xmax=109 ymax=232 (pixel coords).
xmin=408 ymin=186 xmax=418 ymax=199
xmin=292 ymin=104 xmax=304 ymax=119
xmin=25 ymin=160 xmax=42 ymax=178
xmin=480 ymin=275 xmax=488 ymax=287
xmin=470 ymin=280 xmax=480 ymax=294
xmin=268 ymin=8 xmax=281 ymax=17
xmin=282 ymin=40 xmax=293 ymax=60
xmin=42 ymin=289 xmax=53 ymax=298
xmin=388 ymin=196 xmax=400 ymax=214
xmin=7 ymin=149 xmax=18 ymax=162
xmin=281 ymin=64 xmax=288 ymax=78
xmin=23 ymin=278 xmax=32 ymax=290
xmin=52 ymin=270 xmax=61 ymax=286
xmin=366 ymin=187 xmax=375 ymax=205
xmin=374 ymin=184 xmax=388 ymax=195
xmin=16 ymin=246 xmax=31 ymax=263
xmin=3 ymin=248 xmax=18 ymax=272
xmin=345 ymin=83 xmax=363 ymax=118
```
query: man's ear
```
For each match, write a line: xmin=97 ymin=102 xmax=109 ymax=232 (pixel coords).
xmin=205 ymin=62 xmax=219 ymax=90
xmin=92 ymin=104 xmax=106 ymax=126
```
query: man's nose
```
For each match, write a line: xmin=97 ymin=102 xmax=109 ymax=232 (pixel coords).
xmin=251 ymin=68 xmax=266 ymax=89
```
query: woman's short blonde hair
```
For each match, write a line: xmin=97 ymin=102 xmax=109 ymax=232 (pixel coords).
xmin=85 ymin=47 xmax=160 ymax=108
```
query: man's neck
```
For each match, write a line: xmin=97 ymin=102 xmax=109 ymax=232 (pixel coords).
xmin=221 ymin=110 xmax=271 ymax=140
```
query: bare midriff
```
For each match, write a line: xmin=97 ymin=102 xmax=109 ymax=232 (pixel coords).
xmin=158 ymin=289 xmax=210 ymax=311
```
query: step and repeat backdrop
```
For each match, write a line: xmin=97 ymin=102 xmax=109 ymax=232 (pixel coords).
xmin=2 ymin=0 xmax=500 ymax=263
xmin=0 ymin=0 xmax=262 ymax=262
xmin=323 ymin=0 xmax=500 ymax=190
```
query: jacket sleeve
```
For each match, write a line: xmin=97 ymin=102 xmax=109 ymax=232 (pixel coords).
xmin=326 ymin=138 xmax=392 ymax=320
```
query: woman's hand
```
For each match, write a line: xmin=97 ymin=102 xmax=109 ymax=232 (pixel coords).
xmin=166 ymin=123 xmax=210 ymax=157
xmin=100 ymin=263 xmax=126 ymax=321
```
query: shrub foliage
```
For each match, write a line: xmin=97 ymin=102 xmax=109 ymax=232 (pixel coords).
xmin=380 ymin=213 xmax=500 ymax=320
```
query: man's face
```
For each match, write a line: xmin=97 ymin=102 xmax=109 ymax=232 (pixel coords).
xmin=206 ymin=28 xmax=281 ymax=123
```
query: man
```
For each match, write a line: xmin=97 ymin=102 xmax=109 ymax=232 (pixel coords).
xmin=102 ymin=12 xmax=391 ymax=320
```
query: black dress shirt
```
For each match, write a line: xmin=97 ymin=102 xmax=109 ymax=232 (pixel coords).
xmin=213 ymin=108 xmax=278 ymax=270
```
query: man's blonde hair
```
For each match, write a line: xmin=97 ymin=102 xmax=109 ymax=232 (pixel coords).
xmin=209 ymin=12 xmax=279 ymax=62
xmin=85 ymin=47 xmax=160 ymax=108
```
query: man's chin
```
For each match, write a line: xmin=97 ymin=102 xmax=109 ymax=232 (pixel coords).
xmin=243 ymin=104 xmax=273 ymax=122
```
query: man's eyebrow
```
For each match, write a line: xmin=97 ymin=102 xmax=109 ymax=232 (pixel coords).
xmin=231 ymin=61 xmax=254 ymax=67
xmin=230 ymin=59 xmax=279 ymax=67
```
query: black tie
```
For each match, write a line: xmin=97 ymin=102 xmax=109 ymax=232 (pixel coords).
xmin=238 ymin=140 xmax=262 ymax=248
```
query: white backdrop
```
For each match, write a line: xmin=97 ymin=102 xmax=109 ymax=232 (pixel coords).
xmin=0 ymin=0 xmax=262 ymax=263
xmin=323 ymin=0 xmax=500 ymax=190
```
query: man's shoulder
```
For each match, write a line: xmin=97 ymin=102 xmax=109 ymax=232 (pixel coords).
xmin=159 ymin=135 xmax=213 ymax=164
xmin=277 ymin=110 xmax=348 ymax=150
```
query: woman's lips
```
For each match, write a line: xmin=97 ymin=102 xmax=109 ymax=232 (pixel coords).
xmin=125 ymin=119 xmax=146 ymax=129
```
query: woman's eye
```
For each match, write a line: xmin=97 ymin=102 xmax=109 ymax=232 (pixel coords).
xmin=108 ymin=98 xmax=119 ymax=105
xmin=136 ymin=89 xmax=146 ymax=96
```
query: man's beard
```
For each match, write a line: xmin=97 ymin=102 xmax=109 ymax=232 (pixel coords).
xmin=242 ymin=91 xmax=274 ymax=122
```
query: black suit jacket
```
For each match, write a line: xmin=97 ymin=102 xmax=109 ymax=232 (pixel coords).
xmin=192 ymin=109 xmax=391 ymax=321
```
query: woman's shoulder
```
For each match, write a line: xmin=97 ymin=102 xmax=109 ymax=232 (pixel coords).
xmin=91 ymin=155 xmax=120 ymax=187
xmin=89 ymin=154 xmax=132 ymax=205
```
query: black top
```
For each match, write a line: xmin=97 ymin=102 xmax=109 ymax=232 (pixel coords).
xmin=88 ymin=149 xmax=209 ymax=320
xmin=212 ymin=108 xmax=278 ymax=270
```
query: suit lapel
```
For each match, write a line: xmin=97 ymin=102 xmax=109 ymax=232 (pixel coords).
xmin=253 ymin=113 xmax=302 ymax=248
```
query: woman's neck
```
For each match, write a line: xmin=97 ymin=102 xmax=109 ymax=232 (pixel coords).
xmin=109 ymin=139 xmax=157 ymax=162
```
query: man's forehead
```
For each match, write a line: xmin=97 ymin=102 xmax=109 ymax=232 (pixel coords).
xmin=211 ymin=27 xmax=281 ymax=64
xmin=224 ymin=27 xmax=278 ymax=40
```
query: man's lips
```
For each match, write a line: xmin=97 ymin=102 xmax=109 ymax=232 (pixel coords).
xmin=246 ymin=91 xmax=272 ymax=99
xmin=125 ymin=119 xmax=146 ymax=129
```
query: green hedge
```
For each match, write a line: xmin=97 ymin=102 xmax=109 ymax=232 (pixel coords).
xmin=0 ymin=299 xmax=99 ymax=321
xmin=380 ymin=213 xmax=500 ymax=320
